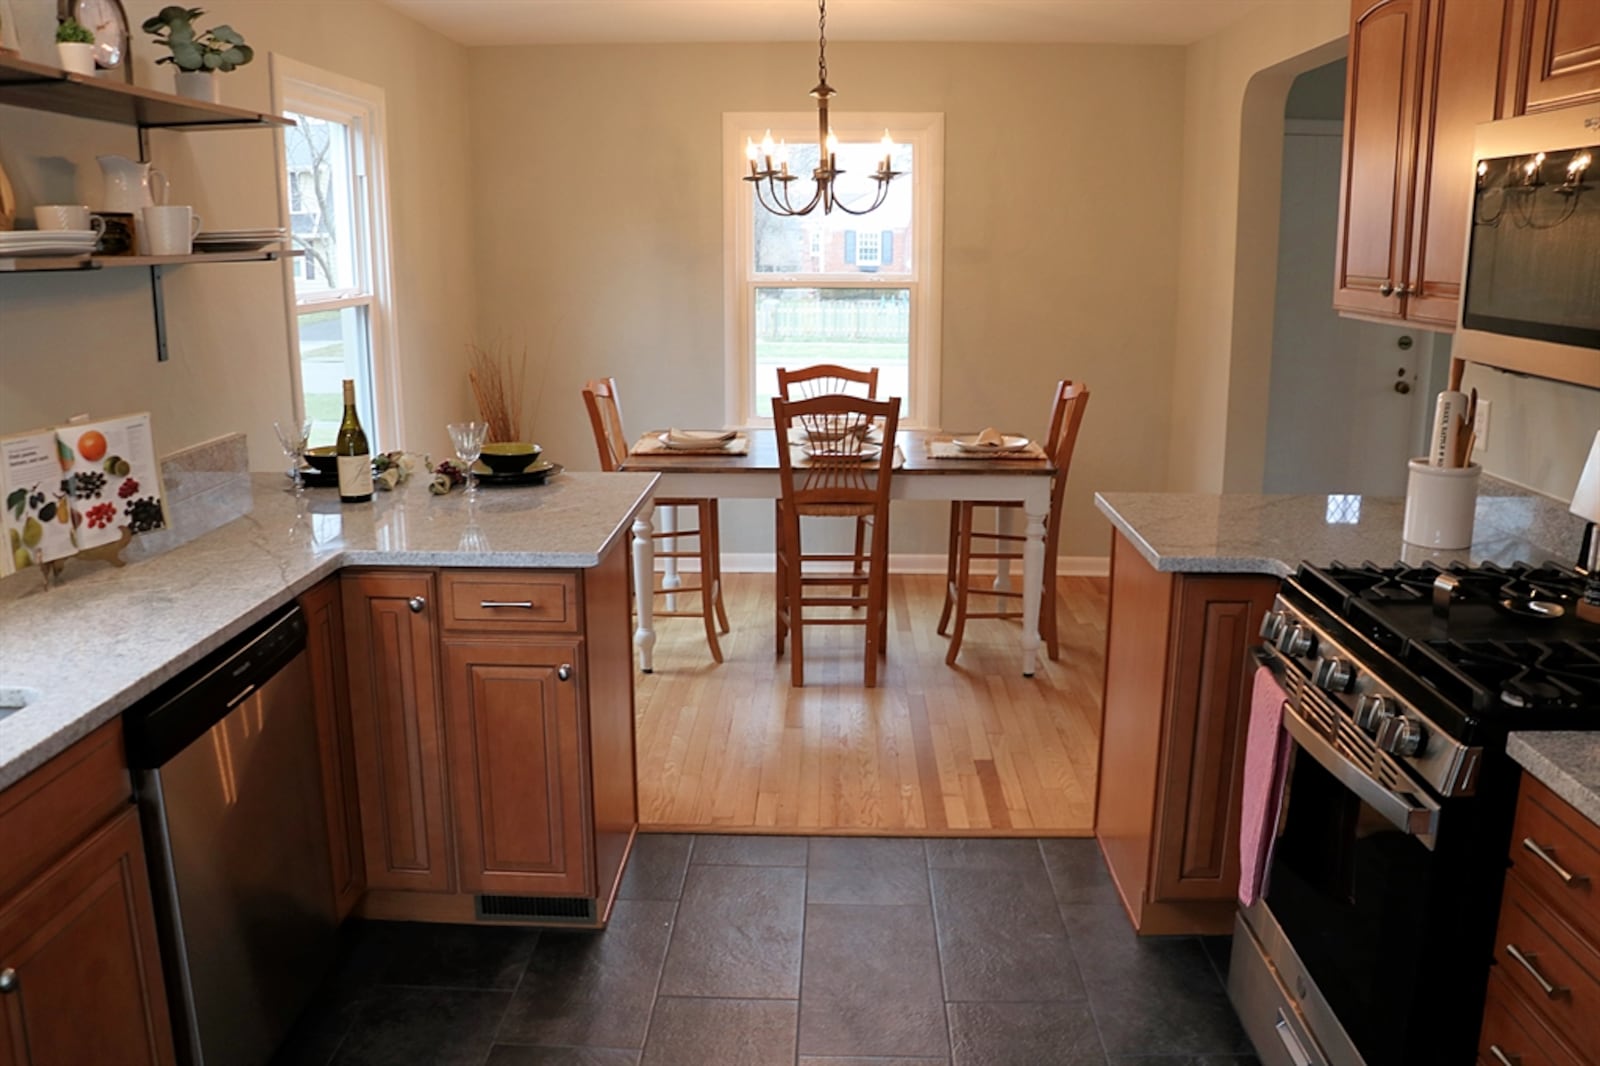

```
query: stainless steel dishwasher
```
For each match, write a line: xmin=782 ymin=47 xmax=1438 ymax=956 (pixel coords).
xmin=125 ymin=602 xmax=337 ymax=1066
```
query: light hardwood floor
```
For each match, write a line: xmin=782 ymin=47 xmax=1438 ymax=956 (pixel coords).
xmin=633 ymin=571 xmax=1108 ymax=836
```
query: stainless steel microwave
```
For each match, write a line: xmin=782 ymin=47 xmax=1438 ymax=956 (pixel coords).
xmin=1456 ymin=108 xmax=1600 ymax=389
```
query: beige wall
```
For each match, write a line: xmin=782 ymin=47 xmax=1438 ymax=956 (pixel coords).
xmin=0 ymin=0 xmax=476 ymax=468
xmin=1167 ymin=2 xmax=1348 ymax=493
xmin=466 ymin=42 xmax=1187 ymax=559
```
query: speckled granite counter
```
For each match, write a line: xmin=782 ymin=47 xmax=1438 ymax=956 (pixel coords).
xmin=0 ymin=472 xmax=657 ymax=790
xmin=1508 ymin=733 xmax=1600 ymax=826
xmin=1095 ymin=476 xmax=1580 ymax=576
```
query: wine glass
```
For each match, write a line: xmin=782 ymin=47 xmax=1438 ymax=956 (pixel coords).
xmin=273 ymin=418 xmax=313 ymax=495
xmin=447 ymin=421 xmax=489 ymax=499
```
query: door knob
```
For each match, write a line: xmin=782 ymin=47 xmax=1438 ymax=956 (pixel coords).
xmin=1394 ymin=380 xmax=1412 ymax=394
xmin=407 ymin=596 xmax=426 ymax=613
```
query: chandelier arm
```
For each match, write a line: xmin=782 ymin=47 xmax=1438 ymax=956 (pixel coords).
xmin=753 ymin=181 xmax=795 ymax=218
xmin=827 ymin=180 xmax=893 ymax=217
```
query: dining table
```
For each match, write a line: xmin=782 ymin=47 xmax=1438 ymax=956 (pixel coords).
xmin=618 ymin=427 xmax=1056 ymax=676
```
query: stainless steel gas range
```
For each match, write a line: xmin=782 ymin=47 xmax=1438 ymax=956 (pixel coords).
xmin=1229 ymin=561 xmax=1600 ymax=1066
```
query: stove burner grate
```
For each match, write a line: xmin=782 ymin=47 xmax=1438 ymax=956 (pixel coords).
xmin=1414 ymin=639 xmax=1600 ymax=711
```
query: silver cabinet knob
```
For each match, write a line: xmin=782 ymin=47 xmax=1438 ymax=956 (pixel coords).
xmin=407 ymin=596 xmax=426 ymax=614
xmin=1396 ymin=284 xmax=1411 ymax=297
xmin=557 ymin=664 xmax=573 ymax=682
xmin=0 ymin=967 xmax=16 ymax=993
xmin=1379 ymin=280 xmax=1395 ymax=296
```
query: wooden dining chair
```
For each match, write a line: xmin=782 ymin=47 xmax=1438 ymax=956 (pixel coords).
xmin=581 ymin=377 xmax=729 ymax=663
xmin=773 ymin=393 xmax=901 ymax=687
xmin=774 ymin=364 xmax=880 ymax=610
xmin=938 ymin=380 xmax=1090 ymax=667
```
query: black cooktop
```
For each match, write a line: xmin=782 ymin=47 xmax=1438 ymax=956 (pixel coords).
xmin=1296 ymin=561 xmax=1600 ymax=720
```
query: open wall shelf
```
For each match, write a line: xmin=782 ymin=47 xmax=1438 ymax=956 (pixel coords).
xmin=0 ymin=55 xmax=290 ymax=130
xmin=0 ymin=249 xmax=301 ymax=273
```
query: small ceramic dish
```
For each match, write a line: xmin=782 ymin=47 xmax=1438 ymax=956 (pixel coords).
xmin=479 ymin=441 xmax=542 ymax=473
xmin=304 ymin=446 xmax=339 ymax=474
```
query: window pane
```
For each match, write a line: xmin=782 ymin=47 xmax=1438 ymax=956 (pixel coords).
xmin=753 ymin=287 xmax=911 ymax=418
xmin=752 ymin=140 xmax=913 ymax=277
xmin=285 ymin=111 xmax=362 ymax=297
xmin=298 ymin=306 xmax=374 ymax=447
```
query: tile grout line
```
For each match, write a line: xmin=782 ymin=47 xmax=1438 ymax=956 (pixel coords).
xmin=633 ymin=839 xmax=692 ymax=1061
xmin=924 ymin=838 xmax=958 ymax=1065
xmin=485 ymin=927 xmax=542 ymax=1053
xmin=793 ymin=840 xmax=810 ymax=1066
xmin=1037 ymin=839 xmax=1113 ymax=1064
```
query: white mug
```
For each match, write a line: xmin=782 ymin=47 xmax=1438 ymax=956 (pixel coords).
xmin=35 ymin=204 xmax=105 ymax=237
xmin=141 ymin=205 xmax=202 ymax=256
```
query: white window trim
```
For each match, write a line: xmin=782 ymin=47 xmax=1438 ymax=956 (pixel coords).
xmin=270 ymin=54 xmax=401 ymax=447
xmin=723 ymin=111 xmax=944 ymax=428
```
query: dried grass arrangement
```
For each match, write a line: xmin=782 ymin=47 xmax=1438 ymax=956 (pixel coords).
xmin=467 ymin=340 xmax=529 ymax=443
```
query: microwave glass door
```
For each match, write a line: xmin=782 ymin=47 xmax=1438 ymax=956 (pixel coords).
xmin=1462 ymin=144 xmax=1600 ymax=349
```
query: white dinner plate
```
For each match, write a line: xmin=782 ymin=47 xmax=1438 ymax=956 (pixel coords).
xmin=801 ymin=442 xmax=883 ymax=461
xmin=952 ymin=434 xmax=1030 ymax=453
xmin=658 ymin=431 xmax=735 ymax=451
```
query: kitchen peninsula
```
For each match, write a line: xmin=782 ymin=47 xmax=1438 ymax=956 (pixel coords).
xmin=1092 ymin=477 xmax=1581 ymax=936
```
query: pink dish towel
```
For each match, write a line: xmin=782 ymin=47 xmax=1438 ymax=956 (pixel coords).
xmin=1239 ymin=664 xmax=1291 ymax=908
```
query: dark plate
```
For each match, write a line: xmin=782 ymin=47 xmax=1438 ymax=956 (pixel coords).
xmin=470 ymin=460 xmax=563 ymax=486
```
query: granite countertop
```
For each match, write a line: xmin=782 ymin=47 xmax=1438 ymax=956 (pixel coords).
xmin=1095 ymin=476 xmax=1580 ymax=576
xmin=0 ymin=471 xmax=657 ymax=790
xmin=1507 ymin=733 xmax=1600 ymax=827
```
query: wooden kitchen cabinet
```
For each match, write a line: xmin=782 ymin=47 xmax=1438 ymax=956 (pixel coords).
xmin=1334 ymin=0 xmax=1514 ymax=327
xmin=342 ymin=570 xmax=453 ymax=894
xmin=301 ymin=577 xmax=365 ymax=920
xmin=1478 ymin=774 xmax=1600 ymax=1063
xmin=1508 ymin=0 xmax=1600 ymax=115
xmin=345 ymin=543 xmax=638 ymax=927
xmin=1095 ymin=531 xmax=1280 ymax=935
xmin=0 ymin=723 xmax=175 ymax=1066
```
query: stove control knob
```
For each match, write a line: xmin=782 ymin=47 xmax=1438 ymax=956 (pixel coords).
xmin=1377 ymin=714 xmax=1427 ymax=757
xmin=1259 ymin=610 xmax=1289 ymax=642
xmin=1278 ymin=625 xmax=1316 ymax=658
xmin=1355 ymin=694 xmax=1392 ymax=734
xmin=1313 ymin=657 xmax=1355 ymax=693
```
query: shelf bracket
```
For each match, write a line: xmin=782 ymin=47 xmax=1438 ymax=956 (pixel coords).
xmin=150 ymin=265 xmax=169 ymax=362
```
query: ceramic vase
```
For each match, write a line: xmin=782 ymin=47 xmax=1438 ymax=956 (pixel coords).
xmin=174 ymin=70 xmax=220 ymax=103
xmin=56 ymin=41 xmax=94 ymax=75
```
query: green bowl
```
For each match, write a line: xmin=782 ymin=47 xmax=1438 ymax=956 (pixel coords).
xmin=304 ymin=446 xmax=339 ymax=475
xmin=479 ymin=441 xmax=542 ymax=474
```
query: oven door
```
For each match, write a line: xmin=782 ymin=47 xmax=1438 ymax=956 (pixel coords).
xmin=1258 ymin=652 xmax=1461 ymax=1066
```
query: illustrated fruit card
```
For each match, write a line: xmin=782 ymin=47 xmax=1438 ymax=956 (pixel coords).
xmin=0 ymin=412 xmax=168 ymax=577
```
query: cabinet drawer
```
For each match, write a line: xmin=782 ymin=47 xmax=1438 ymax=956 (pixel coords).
xmin=440 ymin=571 xmax=579 ymax=634
xmin=1479 ymin=967 xmax=1586 ymax=1066
xmin=1493 ymin=874 xmax=1600 ymax=1054
xmin=1513 ymin=777 xmax=1600 ymax=946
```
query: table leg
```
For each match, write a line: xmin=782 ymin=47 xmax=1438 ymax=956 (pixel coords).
xmin=993 ymin=507 xmax=1014 ymax=591
xmin=633 ymin=511 xmax=657 ymax=672
xmin=1020 ymin=498 xmax=1046 ymax=677
xmin=659 ymin=504 xmax=680 ymax=611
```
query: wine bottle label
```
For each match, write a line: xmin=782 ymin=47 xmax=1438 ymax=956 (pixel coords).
xmin=337 ymin=455 xmax=373 ymax=499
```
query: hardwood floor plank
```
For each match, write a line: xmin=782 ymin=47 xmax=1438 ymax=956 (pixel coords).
xmin=635 ymin=572 xmax=1105 ymax=836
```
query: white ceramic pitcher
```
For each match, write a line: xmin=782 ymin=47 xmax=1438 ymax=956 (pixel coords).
xmin=96 ymin=155 xmax=168 ymax=214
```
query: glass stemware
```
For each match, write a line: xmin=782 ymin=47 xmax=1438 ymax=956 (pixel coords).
xmin=273 ymin=418 xmax=313 ymax=495
xmin=447 ymin=421 xmax=489 ymax=498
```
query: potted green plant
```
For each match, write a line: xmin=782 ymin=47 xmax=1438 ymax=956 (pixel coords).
xmin=55 ymin=18 xmax=96 ymax=76
xmin=140 ymin=6 xmax=253 ymax=103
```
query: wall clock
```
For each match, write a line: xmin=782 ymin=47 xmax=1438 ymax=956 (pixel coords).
xmin=60 ymin=0 xmax=130 ymax=82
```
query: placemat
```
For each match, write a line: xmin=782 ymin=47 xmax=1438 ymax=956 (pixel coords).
xmin=631 ymin=433 xmax=751 ymax=456
xmin=926 ymin=437 xmax=1047 ymax=460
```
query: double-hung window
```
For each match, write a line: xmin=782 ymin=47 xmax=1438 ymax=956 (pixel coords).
xmin=724 ymin=113 xmax=944 ymax=426
xmin=272 ymin=57 xmax=398 ymax=448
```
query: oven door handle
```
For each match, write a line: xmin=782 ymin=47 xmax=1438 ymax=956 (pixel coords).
xmin=1280 ymin=705 xmax=1441 ymax=847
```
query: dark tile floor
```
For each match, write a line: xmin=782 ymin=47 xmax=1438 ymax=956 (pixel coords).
xmin=272 ymin=836 xmax=1259 ymax=1066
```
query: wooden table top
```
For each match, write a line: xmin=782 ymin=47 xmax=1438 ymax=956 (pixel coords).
xmin=621 ymin=428 xmax=1056 ymax=477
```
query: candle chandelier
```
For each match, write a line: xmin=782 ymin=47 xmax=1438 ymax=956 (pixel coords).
xmin=743 ymin=0 xmax=903 ymax=217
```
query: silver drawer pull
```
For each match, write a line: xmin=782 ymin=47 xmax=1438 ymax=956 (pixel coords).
xmin=407 ymin=596 xmax=426 ymax=613
xmin=1505 ymin=943 xmax=1562 ymax=998
xmin=1522 ymin=838 xmax=1587 ymax=885
xmin=1489 ymin=1046 xmax=1519 ymax=1066
xmin=557 ymin=664 xmax=572 ymax=682
xmin=0 ymin=967 xmax=16 ymax=993
xmin=480 ymin=600 xmax=536 ymax=609
xmin=1273 ymin=1012 xmax=1313 ymax=1066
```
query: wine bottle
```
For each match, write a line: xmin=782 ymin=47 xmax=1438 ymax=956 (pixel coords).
xmin=335 ymin=379 xmax=373 ymax=503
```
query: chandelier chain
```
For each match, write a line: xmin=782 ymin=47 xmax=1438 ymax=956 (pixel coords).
xmin=817 ymin=0 xmax=828 ymax=85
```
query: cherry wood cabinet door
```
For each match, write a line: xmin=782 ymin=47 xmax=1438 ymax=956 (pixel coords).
xmin=1515 ymin=0 xmax=1600 ymax=113
xmin=301 ymin=577 xmax=365 ymax=920
xmin=442 ymin=640 xmax=591 ymax=897
xmin=0 ymin=808 xmax=175 ymax=1066
xmin=342 ymin=570 xmax=452 ymax=893
xmin=1150 ymin=574 xmax=1281 ymax=903
xmin=1335 ymin=0 xmax=1426 ymax=319
xmin=1406 ymin=0 xmax=1519 ymax=328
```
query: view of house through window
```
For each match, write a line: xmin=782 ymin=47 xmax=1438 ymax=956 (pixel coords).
xmin=730 ymin=117 xmax=943 ymax=426
xmin=275 ymin=59 xmax=396 ymax=449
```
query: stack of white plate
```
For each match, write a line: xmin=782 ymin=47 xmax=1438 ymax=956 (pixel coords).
xmin=0 ymin=230 xmax=100 ymax=257
xmin=193 ymin=227 xmax=288 ymax=253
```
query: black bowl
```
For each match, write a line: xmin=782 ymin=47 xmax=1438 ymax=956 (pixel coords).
xmin=479 ymin=442 xmax=542 ymax=474
xmin=305 ymin=446 xmax=339 ymax=475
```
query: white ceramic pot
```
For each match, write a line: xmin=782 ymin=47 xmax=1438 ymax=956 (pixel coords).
xmin=56 ymin=42 xmax=95 ymax=76
xmin=173 ymin=70 xmax=221 ymax=103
